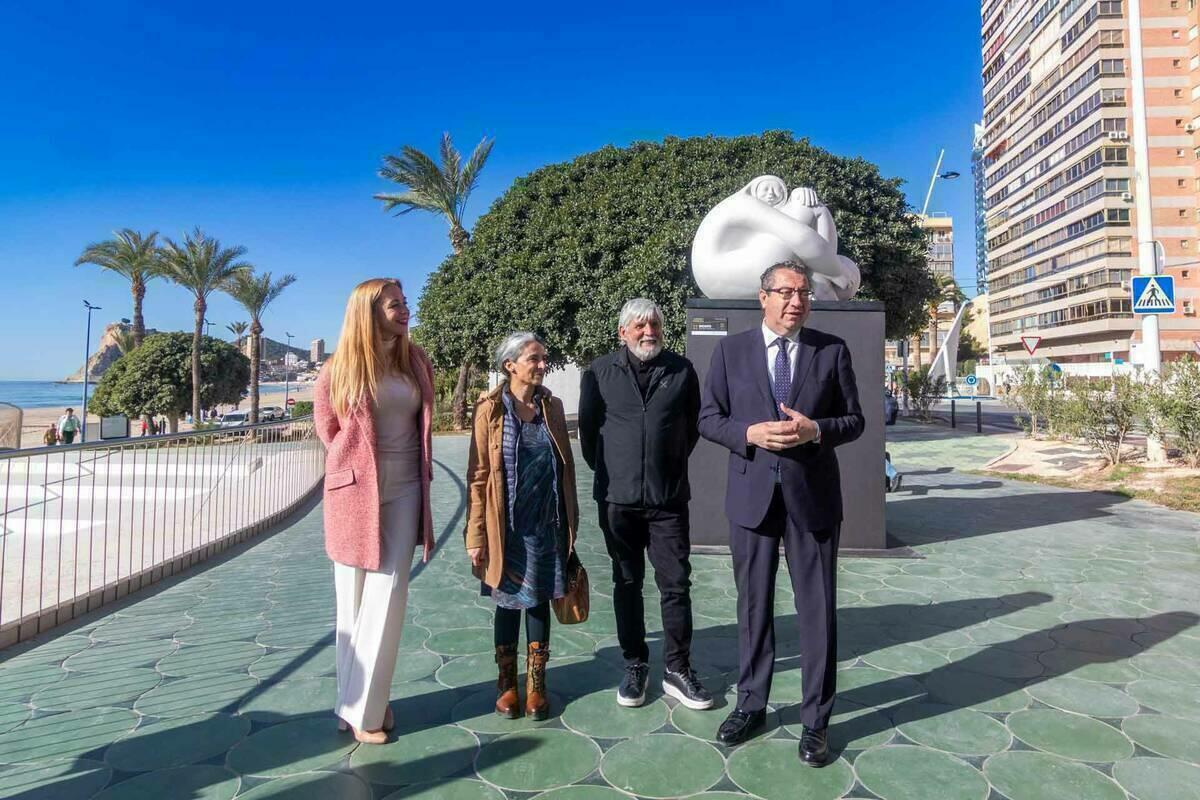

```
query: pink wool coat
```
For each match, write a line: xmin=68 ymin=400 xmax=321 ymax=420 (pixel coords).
xmin=314 ymin=345 xmax=435 ymax=571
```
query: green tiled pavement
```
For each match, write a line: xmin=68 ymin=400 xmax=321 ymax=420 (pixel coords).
xmin=0 ymin=426 xmax=1197 ymax=799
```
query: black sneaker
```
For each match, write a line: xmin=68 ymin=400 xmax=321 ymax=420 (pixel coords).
xmin=662 ymin=667 xmax=714 ymax=710
xmin=617 ymin=662 xmax=650 ymax=707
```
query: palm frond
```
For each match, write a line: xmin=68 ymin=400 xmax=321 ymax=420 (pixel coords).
xmin=225 ymin=270 xmax=297 ymax=322
xmin=458 ymin=136 xmax=495 ymax=214
xmin=157 ymin=228 xmax=252 ymax=301
xmin=75 ymin=228 xmax=160 ymax=282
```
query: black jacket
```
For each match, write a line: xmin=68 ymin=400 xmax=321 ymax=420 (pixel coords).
xmin=578 ymin=348 xmax=701 ymax=508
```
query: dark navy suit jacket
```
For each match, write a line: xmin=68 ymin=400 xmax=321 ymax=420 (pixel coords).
xmin=697 ymin=325 xmax=865 ymax=533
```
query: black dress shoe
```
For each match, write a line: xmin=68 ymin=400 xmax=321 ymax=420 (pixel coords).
xmin=798 ymin=726 xmax=830 ymax=767
xmin=716 ymin=708 xmax=766 ymax=746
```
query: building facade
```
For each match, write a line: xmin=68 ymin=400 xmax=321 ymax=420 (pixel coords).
xmin=979 ymin=0 xmax=1200 ymax=371
xmin=310 ymin=338 xmax=325 ymax=364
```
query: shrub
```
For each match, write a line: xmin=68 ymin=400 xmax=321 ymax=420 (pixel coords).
xmin=903 ymin=366 xmax=946 ymax=422
xmin=291 ymin=400 xmax=314 ymax=418
xmin=1059 ymin=375 xmax=1145 ymax=465
xmin=1146 ymin=357 xmax=1200 ymax=466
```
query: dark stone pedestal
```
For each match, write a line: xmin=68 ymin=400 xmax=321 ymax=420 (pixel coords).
xmin=685 ymin=299 xmax=888 ymax=552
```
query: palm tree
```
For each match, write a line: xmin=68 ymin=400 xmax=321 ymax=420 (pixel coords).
xmin=928 ymin=275 xmax=967 ymax=361
xmin=156 ymin=229 xmax=251 ymax=422
xmin=225 ymin=272 xmax=296 ymax=423
xmin=227 ymin=321 xmax=249 ymax=350
xmin=376 ymin=133 xmax=495 ymax=428
xmin=113 ymin=326 xmax=137 ymax=356
xmin=375 ymin=132 xmax=494 ymax=255
xmin=75 ymin=229 xmax=160 ymax=347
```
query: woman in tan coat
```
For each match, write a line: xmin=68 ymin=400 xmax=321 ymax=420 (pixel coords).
xmin=465 ymin=332 xmax=579 ymax=720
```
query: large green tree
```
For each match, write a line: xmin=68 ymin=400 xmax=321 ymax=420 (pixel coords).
xmin=74 ymin=229 xmax=160 ymax=347
xmin=416 ymin=131 xmax=934 ymax=382
xmin=156 ymin=229 xmax=251 ymax=422
xmin=225 ymin=270 xmax=297 ymax=423
xmin=89 ymin=333 xmax=250 ymax=432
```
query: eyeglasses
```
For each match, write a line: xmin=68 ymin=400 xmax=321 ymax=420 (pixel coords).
xmin=763 ymin=288 xmax=815 ymax=302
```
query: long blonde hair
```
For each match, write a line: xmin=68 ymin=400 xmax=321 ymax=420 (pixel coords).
xmin=326 ymin=278 xmax=414 ymax=416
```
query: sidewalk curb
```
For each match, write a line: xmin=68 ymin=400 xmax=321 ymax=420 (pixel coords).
xmin=981 ymin=439 xmax=1021 ymax=471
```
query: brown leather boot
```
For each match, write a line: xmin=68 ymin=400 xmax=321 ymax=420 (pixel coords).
xmin=494 ymin=644 xmax=521 ymax=718
xmin=525 ymin=641 xmax=550 ymax=721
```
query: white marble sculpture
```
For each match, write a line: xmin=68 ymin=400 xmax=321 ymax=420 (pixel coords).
xmin=691 ymin=175 xmax=861 ymax=301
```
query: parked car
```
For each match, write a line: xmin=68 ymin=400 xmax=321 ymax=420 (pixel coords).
xmin=260 ymin=406 xmax=285 ymax=421
xmin=219 ymin=411 xmax=249 ymax=428
xmin=883 ymin=389 xmax=899 ymax=425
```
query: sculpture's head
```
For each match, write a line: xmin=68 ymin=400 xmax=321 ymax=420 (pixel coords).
xmin=746 ymin=175 xmax=788 ymax=207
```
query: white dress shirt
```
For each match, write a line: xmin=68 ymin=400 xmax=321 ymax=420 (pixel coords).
xmin=759 ymin=322 xmax=820 ymax=444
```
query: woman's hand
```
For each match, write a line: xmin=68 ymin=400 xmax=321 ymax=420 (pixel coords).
xmin=468 ymin=547 xmax=487 ymax=569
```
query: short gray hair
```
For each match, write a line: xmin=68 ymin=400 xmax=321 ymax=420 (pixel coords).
xmin=618 ymin=298 xmax=663 ymax=330
xmin=760 ymin=261 xmax=813 ymax=290
xmin=494 ymin=331 xmax=544 ymax=375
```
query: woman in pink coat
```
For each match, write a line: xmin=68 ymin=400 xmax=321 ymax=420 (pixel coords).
xmin=314 ymin=277 xmax=435 ymax=744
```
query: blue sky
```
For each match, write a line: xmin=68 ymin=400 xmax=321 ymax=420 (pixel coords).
xmin=0 ymin=1 xmax=983 ymax=380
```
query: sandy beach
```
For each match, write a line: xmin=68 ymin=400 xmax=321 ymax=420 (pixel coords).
xmin=13 ymin=383 xmax=317 ymax=449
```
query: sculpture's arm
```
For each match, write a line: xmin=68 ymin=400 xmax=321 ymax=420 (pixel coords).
xmin=813 ymin=204 xmax=839 ymax=253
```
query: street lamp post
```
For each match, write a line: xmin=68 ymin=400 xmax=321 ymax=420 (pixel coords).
xmin=284 ymin=332 xmax=294 ymax=412
xmin=204 ymin=319 xmax=214 ymax=338
xmin=82 ymin=300 xmax=101 ymax=442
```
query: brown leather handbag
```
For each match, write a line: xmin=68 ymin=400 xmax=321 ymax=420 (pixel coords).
xmin=553 ymin=553 xmax=589 ymax=625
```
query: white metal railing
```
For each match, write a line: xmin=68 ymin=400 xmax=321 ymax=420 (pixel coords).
xmin=0 ymin=416 xmax=324 ymax=647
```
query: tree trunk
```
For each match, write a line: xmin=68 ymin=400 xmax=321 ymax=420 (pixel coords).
xmin=168 ymin=414 xmax=179 ymax=434
xmin=450 ymin=225 xmax=469 ymax=256
xmin=131 ymin=278 xmax=146 ymax=348
xmin=451 ymin=358 xmax=472 ymax=429
xmin=250 ymin=321 xmax=263 ymax=423
xmin=192 ymin=299 xmax=205 ymax=423
xmin=912 ymin=335 xmax=923 ymax=370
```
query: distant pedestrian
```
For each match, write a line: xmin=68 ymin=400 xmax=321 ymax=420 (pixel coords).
xmin=43 ymin=424 xmax=58 ymax=447
xmin=140 ymin=419 xmax=149 ymax=437
xmin=57 ymin=408 xmax=81 ymax=445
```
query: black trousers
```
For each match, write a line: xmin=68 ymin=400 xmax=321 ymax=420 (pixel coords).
xmin=494 ymin=601 xmax=550 ymax=647
xmin=731 ymin=487 xmax=839 ymax=729
xmin=598 ymin=501 xmax=694 ymax=671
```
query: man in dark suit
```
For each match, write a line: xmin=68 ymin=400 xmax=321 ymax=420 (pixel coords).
xmin=579 ymin=299 xmax=712 ymax=711
xmin=698 ymin=261 xmax=864 ymax=766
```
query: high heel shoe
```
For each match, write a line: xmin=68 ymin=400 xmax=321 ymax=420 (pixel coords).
xmin=338 ymin=709 xmax=393 ymax=737
xmin=351 ymin=726 xmax=387 ymax=745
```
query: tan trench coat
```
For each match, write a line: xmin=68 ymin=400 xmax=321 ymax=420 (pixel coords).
xmin=464 ymin=383 xmax=579 ymax=590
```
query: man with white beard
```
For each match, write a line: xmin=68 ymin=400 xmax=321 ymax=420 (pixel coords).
xmin=579 ymin=298 xmax=712 ymax=711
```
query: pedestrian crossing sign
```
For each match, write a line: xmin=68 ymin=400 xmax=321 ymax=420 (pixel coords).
xmin=1131 ymin=276 xmax=1175 ymax=314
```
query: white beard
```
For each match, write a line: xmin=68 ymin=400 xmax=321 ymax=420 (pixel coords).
xmin=630 ymin=341 xmax=663 ymax=361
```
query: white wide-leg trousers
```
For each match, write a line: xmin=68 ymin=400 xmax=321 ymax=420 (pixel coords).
xmin=334 ymin=456 xmax=420 ymax=731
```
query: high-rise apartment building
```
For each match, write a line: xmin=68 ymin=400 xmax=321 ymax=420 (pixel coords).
xmin=886 ymin=214 xmax=958 ymax=370
xmin=310 ymin=338 xmax=326 ymax=364
xmin=979 ymin=0 xmax=1200 ymax=370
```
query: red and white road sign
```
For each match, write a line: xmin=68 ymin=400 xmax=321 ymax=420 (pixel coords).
xmin=287 ymin=398 xmax=296 ymax=405
xmin=1020 ymin=336 xmax=1042 ymax=356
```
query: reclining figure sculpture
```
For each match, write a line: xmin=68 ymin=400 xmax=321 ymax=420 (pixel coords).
xmin=691 ymin=175 xmax=861 ymax=301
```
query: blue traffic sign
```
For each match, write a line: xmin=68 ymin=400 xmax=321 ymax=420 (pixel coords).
xmin=964 ymin=375 xmax=978 ymax=386
xmin=1131 ymin=276 xmax=1175 ymax=314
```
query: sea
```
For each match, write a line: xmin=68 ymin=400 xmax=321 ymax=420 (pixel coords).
xmin=0 ymin=380 xmax=297 ymax=410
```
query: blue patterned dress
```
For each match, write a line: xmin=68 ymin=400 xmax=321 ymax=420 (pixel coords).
xmin=484 ymin=392 xmax=567 ymax=610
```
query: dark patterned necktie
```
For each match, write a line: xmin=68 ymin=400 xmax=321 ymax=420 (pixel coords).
xmin=773 ymin=337 xmax=791 ymax=405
